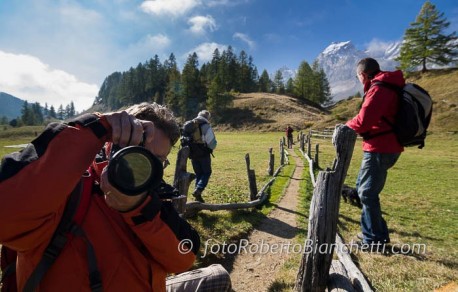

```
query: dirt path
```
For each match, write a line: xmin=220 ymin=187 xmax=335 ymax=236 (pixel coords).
xmin=229 ymin=147 xmax=304 ymax=291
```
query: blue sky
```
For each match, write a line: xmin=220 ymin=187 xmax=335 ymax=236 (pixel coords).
xmin=0 ymin=0 xmax=457 ymax=112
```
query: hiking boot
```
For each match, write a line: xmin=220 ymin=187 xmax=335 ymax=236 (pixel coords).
xmin=192 ymin=189 xmax=205 ymax=203
xmin=355 ymin=233 xmax=390 ymax=244
xmin=353 ymin=239 xmax=390 ymax=254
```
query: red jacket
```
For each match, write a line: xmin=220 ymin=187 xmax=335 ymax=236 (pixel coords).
xmin=346 ymin=70 xmax=405 ymax=153
xmin=0 ymin=114 xmax=199 ymax=291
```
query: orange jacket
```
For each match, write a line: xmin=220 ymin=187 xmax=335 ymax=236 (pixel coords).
xmin=0 ymin=114 xmax=199 ymax=291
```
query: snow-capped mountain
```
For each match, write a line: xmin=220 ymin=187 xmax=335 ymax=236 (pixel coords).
xmin=315 ymin=40 xmax=400 ymax=101
xmin=270 ymin=66 xmax=297 ymax=82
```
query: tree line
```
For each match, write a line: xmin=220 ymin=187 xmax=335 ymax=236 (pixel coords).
xmin=94 ymin=46 xmax=331 ymax=122
xmin=2 ymin=101 xmax=77 ymax=127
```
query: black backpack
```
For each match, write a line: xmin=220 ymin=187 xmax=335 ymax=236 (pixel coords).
xmin=181 ymin=119 xmax=205 ymax=145
xmin=180 ymin=119 xmax=211 ymax=159
xmin=365 ymin=81 xmax=433 ymax=149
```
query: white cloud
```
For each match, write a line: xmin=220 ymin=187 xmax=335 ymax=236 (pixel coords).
xmin=185 ymin=42 xmax=228 ymax=63
xmin=140 ymin=0 xmax=201 ymax=17
xmin=0 ymin=51 xmax=98 ymax=112
xmin=188 ymin=15 xmax=217 ymax=35
xmin=233 ymin=32 xmax=256 ymax=50
xmin=146 ymin=34 xmax=172 ymax=49
xmin=365 ymin=39 xmax=393 ymax=55
xmin=207 ymin=0 xmax=251 ymax=7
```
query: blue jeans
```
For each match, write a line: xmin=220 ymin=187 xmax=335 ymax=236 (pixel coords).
xmin=356 ymin=152 xmax=400 ymax=244
xmin=191 ymin=155 xmax=212 ymax=191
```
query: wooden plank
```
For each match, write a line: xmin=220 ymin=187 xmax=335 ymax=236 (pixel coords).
xmin=327 ymin=260 xmax=356 ymax=292
xmin=335 ymin=234 xmax=373 ymax=292
xmin=296 ymin=124 xmax=357 ymax=291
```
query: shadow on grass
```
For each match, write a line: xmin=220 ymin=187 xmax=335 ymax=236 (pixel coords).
xmin=390 ymin=229 xmax=441 ymax=242
xmin=338 ymin=213 xmax=360 ymax=225
xmin=193 ymin=209 xmax=269 ymax=274
xmin=270 ymin=204 xmax=307 ymax=218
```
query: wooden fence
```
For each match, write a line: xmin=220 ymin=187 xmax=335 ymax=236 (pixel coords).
xmin=172 ymin=138 xmax=289 ymax=217
xmin=295 ymin=125 xmax=373 ymax=292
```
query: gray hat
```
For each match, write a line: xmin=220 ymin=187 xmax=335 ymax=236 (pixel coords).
xmin=198 ymin=110 xmax=211 ymax=120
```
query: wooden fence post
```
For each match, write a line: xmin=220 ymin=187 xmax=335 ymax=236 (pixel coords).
xmin=295 ymin=124 xmax=357 ymax=292
xmin=267 ymin=148 xmax=274 ymax=176
xmin=314 ymin=144 xmax=320 ymax=169
xmin=245 ymin=153 xmax=258 ymax=201
xmin=307 ymin=134 xmax=312 ymax=158
xmin=173 ymin=146 xmax=195 ymax=214
xmin=280 ymin=139 xmax=285 ymax=165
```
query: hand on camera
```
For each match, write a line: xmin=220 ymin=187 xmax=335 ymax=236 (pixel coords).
xmin=101 ymin=111 xmax=154 ymax=211
xmin=104 ymin=111 xmax=154 ymax=148
xmin=100 ymin=163 xmax=148 ymax=212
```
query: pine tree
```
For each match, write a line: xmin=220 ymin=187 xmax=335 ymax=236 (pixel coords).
xmin=57 ymin=105 xmax=65 ymax=120
xmin=69 ymin=101 xmax=76 ymax=117
xmin=316 ymin=68 xmax=332 ymax=105
xmin=258 ymin=70 xmax=271 ymax=92
xmin=286 ymin=78 xmax=294 ymax=95
xmin=164 ymin=54 xmax=182 ymax=116
xmin=181 ymin=53 xmax=203 ymax=119
xmin=309 ymin=61 xmax=332 ymax=105
xmin=32 ymin=102 xmax=43 ymax=124
xmin=44 ymin=103 xmax=49 ymax=117
xmin=397 ymin=1 xmax=457 ymax=72
xmin=273 ymin=70 xmax=285 ymax=94
xmin=21 ymin=101 xmax=38 ymax=125
xmin=207 ymin=75 xmax=233 ymax=121
xmin=49 ymin=105 xmax=57 ymax=119
xmin=294 ymin=61 xmax=313 ymax=99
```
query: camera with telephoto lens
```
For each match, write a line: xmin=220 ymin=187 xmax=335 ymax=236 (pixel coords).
xmin=107 ymin=135 xmax=164 ymax=196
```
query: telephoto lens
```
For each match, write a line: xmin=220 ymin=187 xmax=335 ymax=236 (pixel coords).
xmin=108 ymin=146 xmax=163 ymax=196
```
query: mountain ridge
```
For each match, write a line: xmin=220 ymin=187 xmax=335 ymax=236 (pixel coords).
xmin=0 ymin=92 xmax=24 ymax=120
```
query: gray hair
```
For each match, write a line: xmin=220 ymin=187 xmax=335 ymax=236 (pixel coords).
xmin=126 ymin=102 xmax=180 ymax=146
xmin=198 ymin=110 xmax=211 ymax=120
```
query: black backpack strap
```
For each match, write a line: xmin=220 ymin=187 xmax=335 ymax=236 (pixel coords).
xmin=23 ymin=180 xmax=84 ymax=292
xmin=70 ymin=225 xmax=103 ymax=292
xmin=0 ymin=246 xmax=17 ymax=291
xmin=23 ymin=171 xmax=102 ymax=292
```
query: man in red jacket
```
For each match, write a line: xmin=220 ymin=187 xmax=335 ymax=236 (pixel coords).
xmin=346 ymin=58 xmax=404 ymax=248
xmin=0 ymin=102 xmax=231 ymax=291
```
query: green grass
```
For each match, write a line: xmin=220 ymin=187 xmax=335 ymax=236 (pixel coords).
xmin=311 ymin=133 xmax=458 ymax=291
xmin=1 ymin=127 xmax=457 ymax=291
xmin=180 ymin=133 xmax=296 ymax=268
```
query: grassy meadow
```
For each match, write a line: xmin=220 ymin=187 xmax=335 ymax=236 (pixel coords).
xmin=1 ymin=126 xmax=457 ymax=291
xmin=286 ymin=133 xmax=458 ymax=291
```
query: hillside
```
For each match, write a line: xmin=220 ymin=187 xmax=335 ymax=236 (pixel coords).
xmin=215 ymin=92 xmax=328 ymax=132
xmin=0 ymin=92 xmax=23 ymax=120
xmin=212 ymin=68 xmax=458 ymax=134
